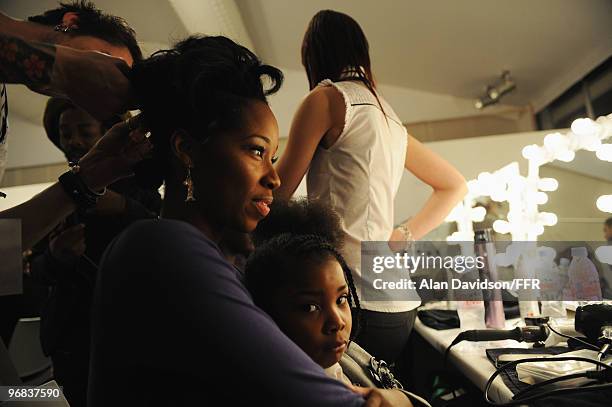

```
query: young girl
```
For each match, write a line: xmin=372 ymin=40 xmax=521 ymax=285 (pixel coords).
xmin=248 ymin=232 xmax=357 ymax=376
xmin=247 ymin=199 xmax=402 ymax=388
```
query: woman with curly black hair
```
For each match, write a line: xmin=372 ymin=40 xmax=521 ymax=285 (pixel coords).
xmin=87 ymin=36 xmax=412 ymax=406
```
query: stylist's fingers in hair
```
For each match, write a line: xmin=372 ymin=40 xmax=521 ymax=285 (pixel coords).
xmin=127 ymin=122 xmax=153 ymax=160
xmin=53 ymin=47 xmax=136 ymax=120
xmin=125 ymin=113 xmax=145 ymax=132
xmin=77 ymin=114 xmax=152 ymax=190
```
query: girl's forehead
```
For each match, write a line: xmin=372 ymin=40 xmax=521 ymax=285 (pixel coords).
xmin=287 ymin=258 xmax=346 ymax=288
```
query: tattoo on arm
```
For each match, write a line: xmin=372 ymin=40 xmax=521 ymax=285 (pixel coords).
xmin=0 ymin=34 xmax=55 ymax=86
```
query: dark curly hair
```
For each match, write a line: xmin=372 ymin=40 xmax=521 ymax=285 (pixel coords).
xmin=28 ymin=1 xmax=142 ymax=62
xmin=129 ymin=35 xmax=283 ymax=187
xmin=252 ymin=198 xmax=345 ymax=249
xmin=246 ymin=199 xmax=361 ymax=340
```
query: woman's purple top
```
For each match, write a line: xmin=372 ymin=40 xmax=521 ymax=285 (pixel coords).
xmin=88 ymin=218 xmax=364 ymax=406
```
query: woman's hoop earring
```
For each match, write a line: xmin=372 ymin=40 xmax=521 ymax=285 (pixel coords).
xmin=183 ymin=166 xmax=196 ymax=202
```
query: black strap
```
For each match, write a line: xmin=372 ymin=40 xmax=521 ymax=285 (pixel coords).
xmin=0 ymin=84 xmax=8 ymax=144
xmin=58 ymin=170 xmax=105 ymax=210
xmin=1 ymin=84 xmax=8 ymax=197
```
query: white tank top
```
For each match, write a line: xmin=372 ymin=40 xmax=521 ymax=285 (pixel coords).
xmin=307 ymin=79 xmax=420 ymax=312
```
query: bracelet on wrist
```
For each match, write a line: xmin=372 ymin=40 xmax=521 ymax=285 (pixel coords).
xmin=68 ymin=161 xmax=106 ymax=195
xmin=59 ymin=163 xmax=106 ymax=210
xmin=397 ymin=224 xmax=414 ymax=242
xmin=397 ymin=223 xmax=414 ymax=252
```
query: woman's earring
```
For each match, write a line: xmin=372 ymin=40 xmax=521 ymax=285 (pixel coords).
xmin=54 ymin=24 xmax=72 ymax=33
xmin=183 ymin=166 xmax=196 ymax=202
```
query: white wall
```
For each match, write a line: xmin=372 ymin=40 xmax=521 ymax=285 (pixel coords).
xmin=377 ymin=81 xmax=492 ymax=124
xmin=5 ymin=114 xmax=64 ymax=169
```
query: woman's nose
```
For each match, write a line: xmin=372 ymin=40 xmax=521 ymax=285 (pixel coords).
xmin=262 ymin=162 xmax=281 ymax=190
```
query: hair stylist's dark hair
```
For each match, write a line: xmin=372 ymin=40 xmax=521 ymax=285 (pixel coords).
xmin=606 ymin=217 xmax=612 ymax=228
xmin=28 ymin=1 xmax=142 ymax=61
xmin=129 ymin=35 xmax=283 ymax=185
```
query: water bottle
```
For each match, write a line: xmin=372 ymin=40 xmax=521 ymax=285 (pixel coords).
xmin=474 ymin=229 xmax=506 ymax=328
xmin=515 ymin=248 xmax=540 ymax=318
xmin=568 ymin=247 xmax=602 ymax=301
xmin=538 ymin=249 xmax=566 ymax=318
xmin=558 ymin=258 xmax=570 ymax=295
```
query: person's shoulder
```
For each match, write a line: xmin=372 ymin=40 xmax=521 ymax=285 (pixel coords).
xmin=113 ymin=218 xmax=217 ymax=254
xmin=310 ymin=83 xmax=340 ymax=99
xmin=101 ymin=219 xmax=226 ymax=280
xmin=302 ymin=85 xmax=343 ymax=113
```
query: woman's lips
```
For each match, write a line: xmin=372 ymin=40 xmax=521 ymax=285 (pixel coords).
xmin=252 ymin=199 xmax=271 ymax=217
xmin=330 ymin=341 xmax=347 ymax=354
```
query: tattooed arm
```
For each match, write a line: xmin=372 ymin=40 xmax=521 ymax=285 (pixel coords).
xmin=0 ymin=34 xmax=55 ymax=89
xmin=0 ymin=33 xmax=133 ymax=120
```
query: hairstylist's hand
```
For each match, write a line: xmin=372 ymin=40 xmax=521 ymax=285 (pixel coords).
xmin=78 ymin=115 xmax=152 ymax=191
xmin=350 ymin=386 xmax=413 ymax=407
xmin=51 ymin=46 xmax=136 ymax=121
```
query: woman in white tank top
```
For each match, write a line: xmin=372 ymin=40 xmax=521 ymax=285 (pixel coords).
xmin=275 ymin=10 xmax=467 ymax=375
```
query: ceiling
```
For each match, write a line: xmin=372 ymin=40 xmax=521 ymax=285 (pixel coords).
xmin=236 ymin=0 xmax=612 ymax=109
